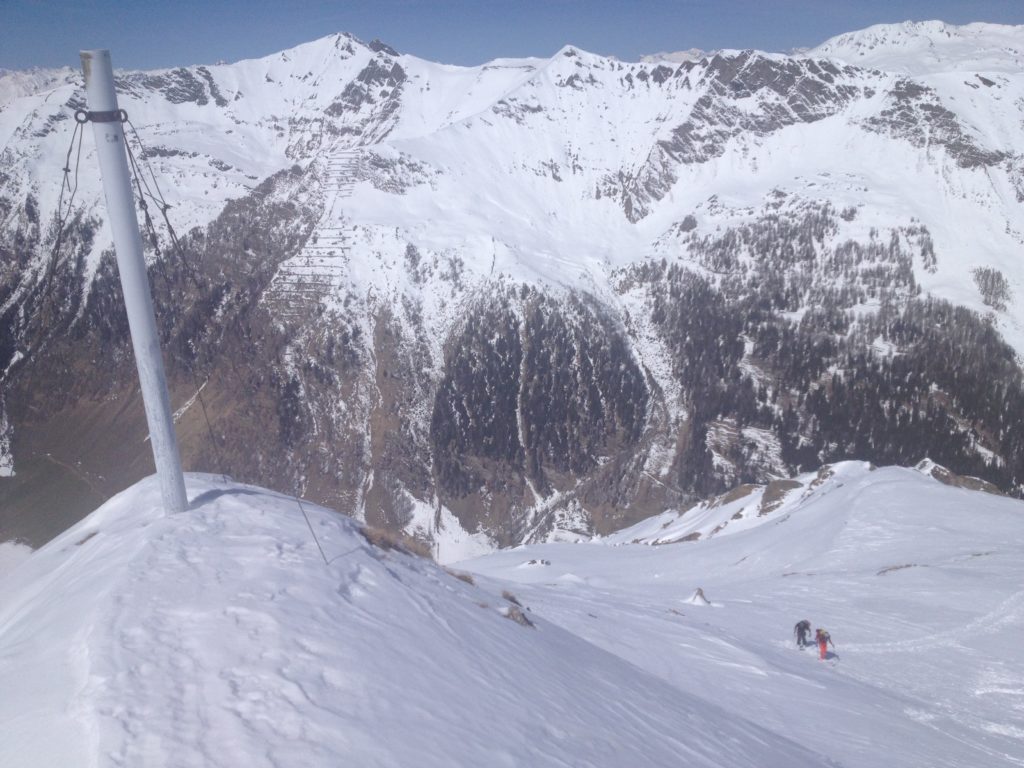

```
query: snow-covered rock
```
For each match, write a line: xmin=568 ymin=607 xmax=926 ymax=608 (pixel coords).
xmin=810 ymin=20 xmax=1024 ymax=75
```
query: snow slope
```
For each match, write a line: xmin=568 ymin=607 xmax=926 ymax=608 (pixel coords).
xmin=462 ymin=462 xmax=1024 ymax=768
xmin=0 ymin=33 xmax=542 ymax=289
xmin=366 ymin=38 xmax=1024 ymax=352
xmin=0 ymin=474 xmax=824 ymax=768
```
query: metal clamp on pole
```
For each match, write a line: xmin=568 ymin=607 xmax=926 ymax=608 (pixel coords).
xmin=75 ymin=108 xmax=128 ymax=124
xmin=79 ymin=49 xmax=189 ymax=514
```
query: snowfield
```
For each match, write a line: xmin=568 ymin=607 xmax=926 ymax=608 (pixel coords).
xmin=0 ymin=474 xmax=825 ymax=768
xmin=0 ymin=541 xmax=30 ymax=576
xmin=460 ymin=462 xmax=1024 ymax=768
xmin=1 ymin=463 xmax=1022 ymax=766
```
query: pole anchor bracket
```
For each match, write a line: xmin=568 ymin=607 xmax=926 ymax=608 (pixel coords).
xmin=75 ymin=109 xmax=128 ymax=124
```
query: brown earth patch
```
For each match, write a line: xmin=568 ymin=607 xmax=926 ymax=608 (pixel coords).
xmin=808 ymin=465 xmax=835 ymax=490
xmin=710 ymin=483 xmax=759 ymax=508
xmin=758 ymin=479 xmax=802 ymax=516
xmin=359 ymin=525 xmax=432 ymax=558
xmin=444 ymin=568 xmax=475 ymax=585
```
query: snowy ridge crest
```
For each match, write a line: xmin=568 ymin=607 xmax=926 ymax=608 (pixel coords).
xmin=809 ymin=20 xmax=1024 ymax=74
xmin=0 ymin=474 xmax=826 ymax=767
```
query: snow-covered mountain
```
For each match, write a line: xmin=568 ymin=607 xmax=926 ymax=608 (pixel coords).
xmin=640 ymin=48 xmax=712 ymax=63
xmin=1 ymin=461 xmax=1021 ymax=766
xmin=2 ymin=22 xmax=1024 ymax=552
xmin=809 ymin=19 xmax=1024 ymax=75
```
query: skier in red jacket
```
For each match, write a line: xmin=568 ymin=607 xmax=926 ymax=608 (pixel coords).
xmin=815 ymin=628 xmax=834 ymax=660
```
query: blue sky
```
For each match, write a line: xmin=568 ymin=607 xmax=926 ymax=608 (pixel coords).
xmin=4 ymin=0 xmax=1024 ymax=71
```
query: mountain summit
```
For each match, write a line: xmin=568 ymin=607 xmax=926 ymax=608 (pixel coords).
xmin=809 ymin=19 xmax=1024 ymax=74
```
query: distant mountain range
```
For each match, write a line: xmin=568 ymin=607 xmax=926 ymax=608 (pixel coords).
xmin=2 ymin=20 xmax=1023 ymax=555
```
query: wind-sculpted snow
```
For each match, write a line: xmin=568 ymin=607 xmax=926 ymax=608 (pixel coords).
xmin=0 ymin=474 xmax=828 ymax=767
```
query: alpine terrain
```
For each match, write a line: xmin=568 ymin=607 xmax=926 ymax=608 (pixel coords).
xmin=0 ymin=461 xmax=1021 ymax=766
xmin=2 ymin=20 xmax=1024 ymax=557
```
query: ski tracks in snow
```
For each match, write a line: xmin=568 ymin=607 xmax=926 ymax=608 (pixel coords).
xmin=841 ymin=588 xmax=1024 ymax=655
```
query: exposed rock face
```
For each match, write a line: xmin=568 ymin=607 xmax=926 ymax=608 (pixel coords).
xmin=430 ymin=293 xmax=649 ymax=544
xmin=613 ymin=54 xmax=867 ymax=222
xmin=125 ymin=67 xmax=228 ymax=107
xmin=862 ymin=79 xmax=1007 ymax=168
xmin=3 ymin=24 xmax=1024 ymax=553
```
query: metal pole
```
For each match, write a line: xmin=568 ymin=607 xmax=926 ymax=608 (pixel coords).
xmin=79 ymin=49 xmax=188 ymax=513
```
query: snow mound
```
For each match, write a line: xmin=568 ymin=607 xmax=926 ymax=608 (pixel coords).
xmin=0 ymin=474 xmax=823 ymax=767
xmin=684 ymin=587 xmax=712 ymax=606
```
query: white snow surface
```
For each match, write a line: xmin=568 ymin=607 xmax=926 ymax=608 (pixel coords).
xmin=0 ymin=473 xmax=825 ymax=768
xmin=461 ymin=462 xmax=1024 ymax=768
xmin=5 ymin=463 xmax=1022 ymax=766
xmin=0 ymin=541 xmax=31 ymax=576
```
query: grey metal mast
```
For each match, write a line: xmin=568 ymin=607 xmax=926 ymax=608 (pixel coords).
xmin=79 ymin=49 xmax=188 ymax=513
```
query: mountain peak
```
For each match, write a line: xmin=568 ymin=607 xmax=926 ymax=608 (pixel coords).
xmin=809 ymin=19 xmax=1024 ymax=74
xmin=368 ymin=38 xmax=399 ymax=56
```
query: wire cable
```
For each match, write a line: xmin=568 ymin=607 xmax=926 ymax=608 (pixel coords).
xmin=122 ymin=117 xmax=230 ymax=486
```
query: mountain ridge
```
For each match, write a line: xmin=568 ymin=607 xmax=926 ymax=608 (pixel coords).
xmin=2 ymin=20 xmax=1023 ymax=554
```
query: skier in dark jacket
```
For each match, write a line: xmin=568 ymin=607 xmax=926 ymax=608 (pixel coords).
xmin=794 ymin=620 xmax=811 ymax=649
